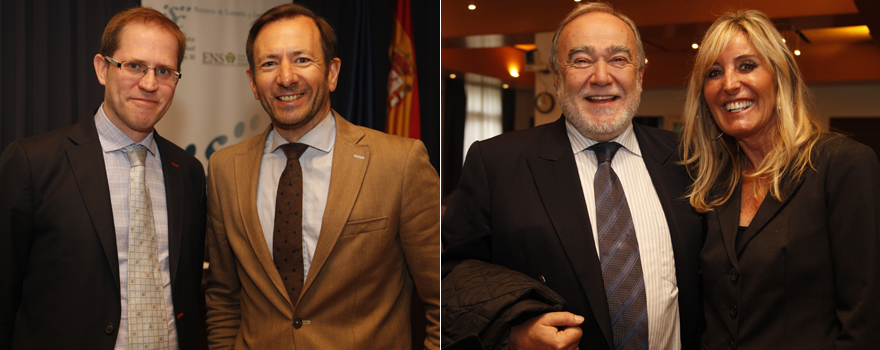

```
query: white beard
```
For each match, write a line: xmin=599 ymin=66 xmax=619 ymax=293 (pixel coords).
xmin=558 ymin=80 xmax=641 ymax=140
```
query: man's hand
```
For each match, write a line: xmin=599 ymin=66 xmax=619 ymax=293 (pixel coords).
xmin=509 ymin=312 xmax=584 ymax=350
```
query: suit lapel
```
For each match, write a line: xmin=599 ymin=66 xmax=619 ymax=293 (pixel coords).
xmin=526 ymin=118 xmax=614 ymax=348
xmin=155 ymin=134 xmax=184 ymax=286
xmin=300 ymin=113 xmax=368 ymax=306
xmin=716 ymin=185 xmax=741 ymax=266
xmin=234 ymin=127 xmax=292 ymax=301
xmin=65 ymin=117 xmax=120 ymax=291
xmin=736 ymin=172 xmax=807 ymax=256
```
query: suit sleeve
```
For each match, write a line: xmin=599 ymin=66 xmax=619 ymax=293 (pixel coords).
xmin=204 ymin=157 xmax=243 ymax=349
xmin=440 ymin=141 xmax=493 ymax=277
xmin=0 ymin=142 xmax=33 ymax=349
xmin=826 ymin=142 xmax=880 ymax=348
xmin=397 ymin=140 xmax=441 ymax=350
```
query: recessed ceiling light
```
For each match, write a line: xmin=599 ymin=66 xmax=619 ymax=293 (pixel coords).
xmin=450 ymin=73 xmax=457 ymax=79
xmin=468 ymin=3 xmax=475 ymax=10
xmin=692 ymin=43 xmax=699 ymax=49
xmin=794 ymin=50 xmax=801 ymax=56
xmin=502 ymin=84 xmax=510 ymax=89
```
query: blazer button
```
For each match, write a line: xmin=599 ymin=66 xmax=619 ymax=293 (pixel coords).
xmin=293 ymin=318 xmax=303 ymax=329
xmin=729 ymin=303 xmax=738 ymax=318
xmin=538 ymin=275 xmax=547 ymax=284
xmin=104 ymin=323 xmax=115 ymax=334
xmin=729 ymin=268 xmax=739 ymax=282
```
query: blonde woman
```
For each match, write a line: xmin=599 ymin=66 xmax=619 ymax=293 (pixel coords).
xmin=680 ymin=9 xmax=880 ymax=349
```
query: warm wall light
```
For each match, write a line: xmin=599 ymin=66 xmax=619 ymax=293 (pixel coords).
xmin=691 ymin=43 xmax=699 ymax=49
xmin=509 ymin=68 xmax=520 ymax=78
xmin=502 ymin=84 xmax=510 ymax=89
xmin=782 ymin=38 xmax=787 ymax=43
xmin=450 ymin=73 xmax=457 ymax=79
xmin=644 ymin=58 xmax=648 ymax=65
xmin=794 ymin=50 xmax=801 ymax=56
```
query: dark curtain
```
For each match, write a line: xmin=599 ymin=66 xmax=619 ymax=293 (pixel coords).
xmin=1 ymin=0 xmax=139 ymax=152
xmin=2 ymin=0 xmax=439 ymax=175
xmin=441 ymin=76 xmax=466 ymax=197
xmin=341 ymin=0 xmax=375 ymax=129
xmin=297 ymin=0 xmax=439 ymax=173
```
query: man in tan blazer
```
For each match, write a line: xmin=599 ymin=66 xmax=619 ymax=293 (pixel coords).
xmin=204 ymin=4 xmax=439 ymax=349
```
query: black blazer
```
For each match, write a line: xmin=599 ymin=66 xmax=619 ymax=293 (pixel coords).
xmin=701 ymin=135 xmax=880 ymax=349
xmin=442 ymin=117 xmax=704 ymax=350
xmin=0 ymin=114 xmax=207 ymax=350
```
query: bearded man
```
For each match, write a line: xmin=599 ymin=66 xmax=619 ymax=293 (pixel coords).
xmin=441 ymin=3 xmax=703 ymax=350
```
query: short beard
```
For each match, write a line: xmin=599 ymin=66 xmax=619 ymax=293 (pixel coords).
xmin=557 ymin=80 xmax=641 ymax=141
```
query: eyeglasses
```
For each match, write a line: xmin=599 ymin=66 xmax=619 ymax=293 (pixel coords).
xmin=104 ymin=56 xmax=182 ymax=83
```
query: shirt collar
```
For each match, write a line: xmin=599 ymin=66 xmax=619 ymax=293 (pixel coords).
xmin=94 ymin=102 xmax=157 ymax=156
xmin=269 ymin=109 xmax=336 ymax=154
xmin=565 ymin=120 xmax=641 ymax=158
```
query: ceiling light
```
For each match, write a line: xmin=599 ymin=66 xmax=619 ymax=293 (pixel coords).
xmin=468 ymin=2 xmax=475 ymax=10
xmin=644 ymin=58 xmax=648 ymax=65
xmin=450 ymin=73 xmax=457 ymax=79
xmin=782 ymin=38 xmax=786 ymax=43
xmin=691 ymin=43 xmax=699 ymax=49
xmin=794 ymin=50 xmax=801 ymax=56
xmin=502 ymin=84 xmax=510 ymax=89
xmin=509 ymin=68 xmax=519 ymax=78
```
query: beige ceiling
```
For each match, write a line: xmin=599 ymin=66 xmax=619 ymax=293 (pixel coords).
xmin=441 ymin=0 xmax=880 ymax=87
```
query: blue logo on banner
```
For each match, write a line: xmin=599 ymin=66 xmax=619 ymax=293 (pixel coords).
xmin=163 ymin=5 xmax=192 ymax=25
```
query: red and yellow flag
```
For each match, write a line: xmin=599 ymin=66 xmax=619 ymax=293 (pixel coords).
xmin=386 ymin=0 xmax=420 ymax=139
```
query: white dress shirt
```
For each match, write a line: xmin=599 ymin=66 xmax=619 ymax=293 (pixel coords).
xmin=566 ymin=121 xmax=680 ymax=350
xmin=95 ymin=105 xmax=178 ymax=350
xmin=257 ymin=111 xmax=336 ymax=280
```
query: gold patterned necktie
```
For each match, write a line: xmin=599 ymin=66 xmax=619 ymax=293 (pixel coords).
xmin=123 ymin=144 xmax=169 ymax=350
xmin=273 ymin=143 xmax=310 ymax=301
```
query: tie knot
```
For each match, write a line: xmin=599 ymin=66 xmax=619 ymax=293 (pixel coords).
xmin=590 ymin=142 xmax=622 ymax=164
xmin=123 ymin=144 xmax=148 ymax=167
xmin=279 ymin=143 xmax=309 ymax=160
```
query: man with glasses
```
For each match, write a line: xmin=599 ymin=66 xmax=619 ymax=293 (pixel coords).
xmin=0 ymin=7 xmax=205 ymax=350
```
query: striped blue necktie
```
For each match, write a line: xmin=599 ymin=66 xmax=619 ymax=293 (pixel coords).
xmin=590 ymin=142 xmax=649 ymax=350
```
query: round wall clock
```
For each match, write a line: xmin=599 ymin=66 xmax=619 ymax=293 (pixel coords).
xmin=535 ymin=92 xmax=555 ymax=113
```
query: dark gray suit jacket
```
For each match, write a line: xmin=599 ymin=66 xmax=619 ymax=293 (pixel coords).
xmin=0 ymin=114 xmax=206 ymax=350
xmin=701 ymin=134 xmax=880 ymax=349
xmin=442 ymin=117 xmax=704 ymax=350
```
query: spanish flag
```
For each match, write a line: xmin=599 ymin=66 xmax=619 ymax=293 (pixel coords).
xmin=386 ymin=0 xmax=420 ymax=139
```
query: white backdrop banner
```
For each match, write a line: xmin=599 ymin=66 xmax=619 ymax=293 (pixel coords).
xmin=143 ymin=0 xmax=289 ymax=169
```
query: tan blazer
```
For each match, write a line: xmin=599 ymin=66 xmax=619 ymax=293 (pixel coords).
xmin=205 ymin=112 xmax=440 ymax=350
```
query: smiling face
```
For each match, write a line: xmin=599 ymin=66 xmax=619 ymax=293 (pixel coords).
xmin=94 ymin=23 xmax=179 ymax=142
xmin=554 ymin=12 xmax=644 ymax=141
xmin=247 ymin=16 xmax=340 ymax=141
xmin=703 ymin=31 xmax=778 ymax=144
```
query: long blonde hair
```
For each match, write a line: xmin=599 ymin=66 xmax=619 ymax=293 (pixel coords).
xmin=680 ymin=9 xmax=824 ymax=213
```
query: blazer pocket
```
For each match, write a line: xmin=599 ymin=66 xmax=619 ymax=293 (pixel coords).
xmin=340 ymin=217 xmax=388 ymax=237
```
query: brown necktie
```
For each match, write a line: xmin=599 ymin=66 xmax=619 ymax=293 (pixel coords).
xmin=273 ymin=143 xmax=309 ymax=301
